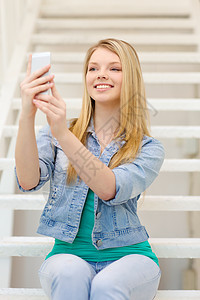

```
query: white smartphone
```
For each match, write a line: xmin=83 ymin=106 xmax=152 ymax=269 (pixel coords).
xmin=31 ymin=52 xmax=51 ymax=95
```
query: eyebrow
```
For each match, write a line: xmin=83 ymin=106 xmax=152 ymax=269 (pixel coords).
xmin=88 ymin=61 xmax=121 ymax=65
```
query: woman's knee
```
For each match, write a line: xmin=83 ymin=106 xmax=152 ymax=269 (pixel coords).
xmin=39 ymin=254 xmax=95 ymax=299
xmin=39 ymin=254 xmax=92 ymax=279
xmin=130 ymin=272 xmax=161 ymax=300
xmin=90 ymin=272 xmax=161 ymax=300
xmin=39 ymin=254 xmax=95 ymax=294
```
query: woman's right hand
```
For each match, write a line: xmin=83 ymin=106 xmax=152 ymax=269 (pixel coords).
xmin=20 ymin=54 xmax=54 ymax=119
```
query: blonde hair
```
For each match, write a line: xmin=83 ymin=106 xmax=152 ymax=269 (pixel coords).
xmin=67 ymin=38 xmax=151 ymax=184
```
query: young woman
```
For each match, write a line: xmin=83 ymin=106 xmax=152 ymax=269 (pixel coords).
xmin=15 ymin=38 xmax=165 ymax=300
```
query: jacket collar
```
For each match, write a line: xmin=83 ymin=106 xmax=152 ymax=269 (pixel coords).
xmin=86 ymin=115 xmax=95 ymax=133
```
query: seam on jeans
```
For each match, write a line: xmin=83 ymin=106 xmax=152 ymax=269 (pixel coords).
xmin=38 ymin=257 xmax=54 ymax=273
xmin=38 ymin=271 xmax=53 ymax=300
xmin=130 ymin=254 xmax=160 ymax=270
xmin=85 ymin=261 xmax=97 ymax=278
xmin=38 ymin=270 xmax=53 ymax=280
xmin=130 ymin=269 xmax=161 ymax=294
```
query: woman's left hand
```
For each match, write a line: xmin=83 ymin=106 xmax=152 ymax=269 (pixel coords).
xmin=33 ymin=79 xmax=68 ymax=140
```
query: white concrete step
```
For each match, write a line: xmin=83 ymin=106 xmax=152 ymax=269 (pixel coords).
xmin=0 ymin=237 xmax=200 ymax=258
xmin=0 ymin=195 xmax=200 ymax=211
xmin=40 ymin=2 xmax=191 ymax=18
xmin=139 ymin=196 xmax=200 ymax=211
xmin=31 ymin=33 xmax=198 ymax=46
xmin=49 ymin=52 xmax=200 ymax=64
xmin=1 ymin=158 xmax=200 ymax=172
xmin=12 ymin=98 xmax=200 ymax=111
xmin=161 ymin=159 xmax=200 ymax=172
xmin=0 ymin=194 xmax=45 ymax=210
xmin=3 ymin=125 xmax=200 ymax=139
xmin=12 ymin=97 xmax=83 ymax=110
xmin=0 ymin=288 xmax=200 ymax=300
xmin=139 ymin=53 xmax=200 ymax=64
xmin=36 ymin=18 xmax=195 ymax=30
xmin=0 ymin=288 xmax=46 ymax=300
xmin=151 ymin=126 xmax=200 ymax=138
xmin=19 ymin=72 xmax=200 ymax=84
xmin=149 ymin=99 xmax=200 ymax=111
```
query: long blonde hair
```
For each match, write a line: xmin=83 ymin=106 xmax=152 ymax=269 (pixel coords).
xmin=67 ymin=38 xmax=151 ymax=184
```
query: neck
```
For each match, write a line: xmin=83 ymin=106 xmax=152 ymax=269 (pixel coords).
xmin=93 ymin=103 xmax=120 ymax=140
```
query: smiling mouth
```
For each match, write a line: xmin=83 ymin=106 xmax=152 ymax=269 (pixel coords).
xmin=94 ymin=84 xmax=114 ymax=89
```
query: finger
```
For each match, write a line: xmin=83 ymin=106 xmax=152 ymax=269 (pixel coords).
xmin=24 ymin=64 xmax=51 ymax=85
xmin=28 ymin=73 xmax=54 ymax=89
xmin=32 ymin=64 xmax=51 ymax=79
xmin=35 ymin=94 xmax=65 ymax=111
xmin=47 ymin=86 xmax=66 ymax=110
xmin=33 ymin=99 xmax=63 ymax=116
xmin=30 ymin=82 xmax=54 ymax=96
xmin=34 ymin=94 xmax=52 ymax=103
xmin=26 ymin=54 xmax=32 ymax=76
xmin=33 ymin=100 xmax=56 ymax=118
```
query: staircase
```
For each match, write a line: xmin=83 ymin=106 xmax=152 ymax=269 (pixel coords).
xmin=0 ymin=0 xmax=200 ymax=298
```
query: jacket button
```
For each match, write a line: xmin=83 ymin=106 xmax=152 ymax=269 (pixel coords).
xmin=96 ymin=239 xmax=103 ymax=247
xmin=96 ymin=212 xmax=102 ymax=219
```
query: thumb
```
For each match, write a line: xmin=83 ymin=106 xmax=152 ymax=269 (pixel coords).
xmin=50 ymin=79 xmax=61 ymax=99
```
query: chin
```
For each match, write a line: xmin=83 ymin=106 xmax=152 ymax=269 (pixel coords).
xmin=96 ymin=99 xmax=119 ymax=106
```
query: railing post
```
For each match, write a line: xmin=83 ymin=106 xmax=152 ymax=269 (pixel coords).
xmin=192 ymin=0 xmax=200 ymax=52
xmin=0 ymin=0 xmax=8 ymax=85
xmin=0 ymin=0 xmax=27 ymax=90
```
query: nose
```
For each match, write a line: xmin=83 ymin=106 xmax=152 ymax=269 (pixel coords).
xmin=97 ymin=72 xmax=108 ymax=80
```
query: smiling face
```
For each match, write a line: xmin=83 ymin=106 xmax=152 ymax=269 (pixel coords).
xmin=86 ymin=47 xmax=123 ymax=107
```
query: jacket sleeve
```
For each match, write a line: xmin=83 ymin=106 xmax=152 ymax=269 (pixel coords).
xmin=102 ymin=136 xmax=165 ymax=206
xmin=14 ymin=125 xmax=56 ymax=192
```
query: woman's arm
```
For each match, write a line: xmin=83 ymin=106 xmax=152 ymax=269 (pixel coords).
xmin=15 ymin=115 xmax=40 ymax=190
xmin=15 ymin=54 xmax=54 ymax=190
xmin=103 ymin=136 xmax=165 ymax=206
xmin=57 ymin=129 xmax=116 ymax=201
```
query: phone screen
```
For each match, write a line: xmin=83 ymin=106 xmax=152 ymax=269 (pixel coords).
xmin=31 ymin=52 xmax=51 ymax=94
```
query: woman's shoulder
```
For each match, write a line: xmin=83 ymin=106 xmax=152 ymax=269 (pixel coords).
xmin=142 ymin=135 xmax=163 ymax=147
xmin=141 ymin=135 xmax=165 ymax=157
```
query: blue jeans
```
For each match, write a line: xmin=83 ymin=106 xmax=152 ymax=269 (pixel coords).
xmin=38 ymin=254 xmax=161 ymax=300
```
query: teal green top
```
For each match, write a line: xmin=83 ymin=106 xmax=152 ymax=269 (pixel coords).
xmin=46 ymin=189 xmax=159 ymax=266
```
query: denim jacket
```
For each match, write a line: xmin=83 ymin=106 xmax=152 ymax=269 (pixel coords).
xmin=15 ymin=117 xmax=165 ymax=250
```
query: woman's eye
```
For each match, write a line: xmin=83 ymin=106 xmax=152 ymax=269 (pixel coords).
xmin=89 ymin=67 xmax=96 ymax=71
xmin=111 ymin=68 xmax=121 ymax=71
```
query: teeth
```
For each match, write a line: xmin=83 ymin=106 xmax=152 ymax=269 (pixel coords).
xmin=96 ymin=85 xmax=112 ymax=89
